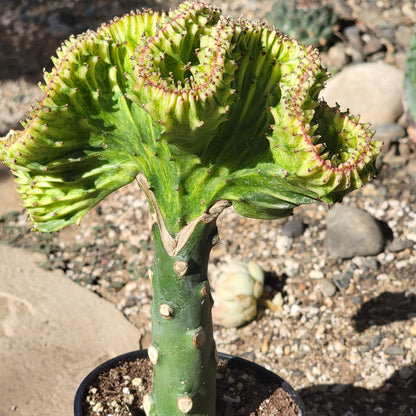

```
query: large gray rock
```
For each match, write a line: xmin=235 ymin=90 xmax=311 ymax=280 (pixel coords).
xmin=0 ymin=167 xmax=21 ymax=215
xmin=321 ymin=62 xmax=404 ymax=125
xmin=0 ymin=245 xmax=140 ymax=416
xmin=325 ymin=205 xmax=385 ymax=259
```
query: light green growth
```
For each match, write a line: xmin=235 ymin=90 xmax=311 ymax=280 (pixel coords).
xmin=212 ymin=260 xmax=264 ymax=327
xmin=0 ymin=1 xmax=380 ymax=415
xmin=405 ymin=25 xmax=416 ymax=123
xmin=1 ymin=1 xmax=378 ymax=236
xmin=265 ymin=0 xmax=338 ymax=48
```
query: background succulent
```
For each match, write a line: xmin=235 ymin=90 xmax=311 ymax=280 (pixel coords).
xmin=212 ymin=260 xmax=264 ymax=327
xmin=265 ymin=0 xmax=339 ymax=48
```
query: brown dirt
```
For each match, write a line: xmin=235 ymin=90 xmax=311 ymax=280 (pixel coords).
xmin=80 ymin=355 xmax=302 ymax=416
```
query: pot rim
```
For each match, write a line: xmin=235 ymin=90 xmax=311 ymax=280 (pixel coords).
xmin=74 ymin=349 xmax=307 ymax=415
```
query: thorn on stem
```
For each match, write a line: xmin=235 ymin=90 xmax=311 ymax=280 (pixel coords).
xmin=148 ymin=345 xmax=158 ymax=364
xmin=193 ymin=329 xmax=206 ymax=348
xmin=159 ymin=304 xmax=174 ymax=319
xmin=174 ymin=261 xmax=188 ymax=276
xmin=177 ymin=396 xmax=193 ymax=414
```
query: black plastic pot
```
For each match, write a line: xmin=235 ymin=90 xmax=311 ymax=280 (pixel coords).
xmin=74 ymin=349 xmax=307 ymax=415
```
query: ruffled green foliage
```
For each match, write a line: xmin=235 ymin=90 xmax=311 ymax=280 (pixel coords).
xmin=1 ymin=1 xmax=380 ymax=236
xmin=265 ymin=0 xmax=338 ymax=48
xmin=405 ymin=25 xmax=416 ymax=123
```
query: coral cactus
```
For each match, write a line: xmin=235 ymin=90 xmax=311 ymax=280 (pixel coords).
xmin=1 ymin=1 xmax=380 ymax=415
xmin=266 ymin=0 xmax=338 ymax=48
xmin=212 ymin=260 xmax=264 ymax=327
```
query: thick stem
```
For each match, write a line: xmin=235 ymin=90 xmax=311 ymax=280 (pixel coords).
xmin=145 ymin=218 xmax=219 ymax=416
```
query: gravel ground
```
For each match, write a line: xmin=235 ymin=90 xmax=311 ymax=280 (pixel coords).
xmin=1 ymin=1 xmax=416 ymax=415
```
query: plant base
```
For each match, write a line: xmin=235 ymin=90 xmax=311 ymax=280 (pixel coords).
xmin=74 ymin=350 xmax=307 ymax=416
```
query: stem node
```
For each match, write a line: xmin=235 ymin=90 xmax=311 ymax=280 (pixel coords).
xmin=159 ymin=303 xmax=174 ymax=319
xmin=177 ymin=396 xmax=193 ymax=414
xmin=174 ymin=261 xmax=189 ymax=276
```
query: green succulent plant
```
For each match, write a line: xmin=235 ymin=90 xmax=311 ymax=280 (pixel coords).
xmin=212 ymin=260 xmax=264 ymax=327
xmin=405 ymin=24 xmax=416 ymax=123
xmin=1 ymin=1 xmax=380 ymax=415
xmin=266 ymin=0 xmax=338 ymax=48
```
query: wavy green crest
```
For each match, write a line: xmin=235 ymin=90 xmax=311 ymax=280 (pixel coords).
xmin=0 ymin=1 xmax=380 ymax=235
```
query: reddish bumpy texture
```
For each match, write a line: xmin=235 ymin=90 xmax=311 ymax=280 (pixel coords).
xmin=1 ymin=0 xmax=380 ymax=235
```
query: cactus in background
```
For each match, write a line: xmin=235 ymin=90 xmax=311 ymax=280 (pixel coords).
xmin=1 ymin=1 xmax=380 ymax=415
xmin=405 ymin=25 xmax=416 ymax=123
xmin=212 ymin=260 xmax=264 ymax=327
xmin=266 ymin=0 xmax=338 ymax=47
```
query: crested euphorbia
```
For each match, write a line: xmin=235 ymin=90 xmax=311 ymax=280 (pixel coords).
xmin=1 ymin=2 xmax=380 ymax=415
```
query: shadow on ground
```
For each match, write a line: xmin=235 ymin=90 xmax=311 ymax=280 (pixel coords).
xmin=300 ymin=362 xmax=416 ymax=416
xmin=353 ymin=291 xmax=416 ymax=333
xmin=299 ymin=291 xmax=416 ymax=415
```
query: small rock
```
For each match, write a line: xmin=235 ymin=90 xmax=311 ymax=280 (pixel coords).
xmin=352 ymin=295 xmax=363 ymax=305
xmin=354 ymin=257 xmax=380 ymax=271
xmin=326 ymin=205 xmax=385 ymax=259
xmin=385 ymin=346 xmax=405 ymax=355
xmin=374 ymin=123 xmax=406 ymax=145
xmin=320 ymin=279 xmax=337 ymax=297
xmin=349 ymin=350 xmax=361 ymax=364
xmin=384 ymin=252 xmax=396 ymax=263
xmin=398 ymin=142 xmax=412 ymax=159
xmin=332 ymin=272 xmax=352 ymax=290
xmin=132 ymin=378 xmax=143 ymax=388
xmin=404 ymin=337 xmax=414 ymax=349
xmin=275 ymin=235 xmax=292 ymax=253
xmin=410 ymin=322 xmax=416 ymax=337
xmin=370 ymin=334 xmax=382 ymax=349
xmin=394 ymin=51 xmax=407 ymax=71
xmin=344 ymin=25 xmax=362 ymax=50
xmin=321 ymin=62 xmax=404 ymax=125
xmin=396 ymin=260 xmax=409 ymax=269
xmin=399 ymin=367 xmax=413 ymax=380
xmin=281 ymin=217 xmax=305 ymax=238
xmin=395 ymin=26 xmax=413 ymax=50
xmin=274 ymin=345 xmax=284 ymax=356
xmin=345 ymin=46 xmax=364 ymax=63
xmin=272 ymin=292 xmax=284 ymax=308
xmin=407 ymin=159 xmax=416 ymax=182
xmin=378 ymin=23 xmax=396 ymax=40
xmin=290 ymin=304 xmax=301 ymax=317
xmin=324 ymin=42 xmax=349 ymax=70
xmin=92 ymin=402 xmax=104 ymax=413
xmin=362 ymin=33 xmax=383 ymax=56
xmin=309 ymin=269 xmax=324 ymax=280
xmin=332 ymin=340 xmax=346 ymax=353
xmin=283 ymin=259 xmax=300 ymax=277
xmin=386 ymin=238 xmax=414 ymax=253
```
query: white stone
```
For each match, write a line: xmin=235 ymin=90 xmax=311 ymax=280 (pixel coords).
xmin=0 ymin=245 xmax=140 ymax=416
xmin=309 ymin=270 xmax=324 ymax=279
xmin=321 ymin=61 xmax=404 ymax=125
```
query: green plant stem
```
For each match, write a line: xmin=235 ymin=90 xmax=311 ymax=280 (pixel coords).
xmin=146 ymin=218 xmax=219 ymax=415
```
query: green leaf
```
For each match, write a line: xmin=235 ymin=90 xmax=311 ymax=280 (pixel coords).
xmin=1 ymin=11 xmax=164 ymax=232
xmin=1 ymin=2 xmax=381 ymax=234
